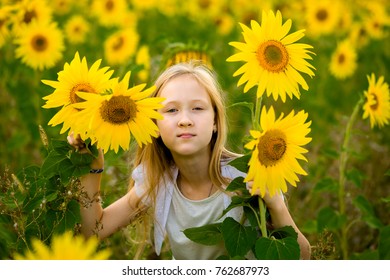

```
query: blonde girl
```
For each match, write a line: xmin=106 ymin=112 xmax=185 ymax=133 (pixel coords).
xmin=68 ymin=62 xmax=311 ymax=260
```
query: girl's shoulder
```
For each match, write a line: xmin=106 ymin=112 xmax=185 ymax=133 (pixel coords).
xmin=220 ymin=155 xmax=247 ymax=180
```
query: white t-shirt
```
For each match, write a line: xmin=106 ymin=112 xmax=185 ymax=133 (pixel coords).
xmin=132 ymin=161 xmax=246 ymax=259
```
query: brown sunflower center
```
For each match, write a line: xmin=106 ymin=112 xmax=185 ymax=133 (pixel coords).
xmin=256 ymin=40 xmax=289 ymax=73
xmin=338 ymin=53 xmax=345 ymax=64
xmin=100 ymin=95 xmax=137 ymax=125
xmin=113 ymin=36 xmax=124 ymax=51
xmin=31 ymin=35 xmax=48 ymax=52
xmin=316 ymin=9 xmax=328 ymax=22
xmin=257 ymin=129 xmax=287 ymax=167
xmin=105 ymin=0 xmax=114 ymax=11
xmin=369 ymin=93 xmax=379 ymax=110
xmin=70 ymin=83 xmax=96 ymax=104
xmin=23 ymin=10 xmax=37 ymax=24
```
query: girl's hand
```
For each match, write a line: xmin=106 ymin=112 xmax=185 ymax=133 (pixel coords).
xmin=246 ymin=181 xmax=285 ymax=211
xmin=67 ymin=132 xmax=104 ymax=169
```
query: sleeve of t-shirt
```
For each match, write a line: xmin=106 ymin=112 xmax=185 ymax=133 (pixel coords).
xmin=131 ymin=164 xmax=152 ymax=206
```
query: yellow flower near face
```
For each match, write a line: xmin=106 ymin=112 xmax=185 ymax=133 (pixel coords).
xmin=227 ymin=10 xmax=315 ymax=102
xmin=244 ymin=106 xmax=312 ymax=197
xmin=42 ymin=52 xmax=116 ymax=135
xmin=73 ymin=71 xmax=164 ymax=153
xmin=362 ymin=73 xmax=390 ymax=129
xmin=14 ymin=19 xmax=64 ymax=70
xmin=14 ymin=231 xmax=111 ymax=260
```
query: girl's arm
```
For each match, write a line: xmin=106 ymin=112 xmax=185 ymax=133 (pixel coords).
xmin=263 ymin=193 xmax=311 ymax=260
xmin=68 ymin=134 xmax=144 ymax=239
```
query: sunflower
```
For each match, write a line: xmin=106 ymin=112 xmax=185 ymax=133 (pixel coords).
xmin=329 ymin=40 xmax=357 ymax=80
xmin=73 ymin=71 xmax=164 ymax=153
xmin=0 ymin=6 xmax=13 ymax=48
xmin=14 ymin=19 xmax=64 ymax=70
xmin=42 ymin=52 xmax=115 ymax=134
xmin=362 ymin=73 xmax=390 ymax=129
xmin=227 ymin=10 xmax=315 ymax=102
xmin=304 ymin=0 xmax=341 ymax=37
xmin=244 ymin=106 xmax=312 ymax=197
xmin=64 ymin=14 xmax=90 ymax=44
xmin=104 ymin=27 xmax=139 ymax=66
xmin=14 ymin=231 xmax=111 ymax=260
xmin=135 ymin=45 xmax=151 ymax=82
xmin=91 ymin=0 xmax=128 ymax=27
xmin=11 ymin=0 xmax=53 ymax=34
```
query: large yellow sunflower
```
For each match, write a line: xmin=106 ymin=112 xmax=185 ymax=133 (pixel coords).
xmin=14 ymin=231 xmax=111 ymax=260
xmin=244 ymin=106 xmax=312 ymax=197
xmin=227 ymin=10 xmax=315 ymax=102
xmin=73 ymin=71 xmax=164 ymax=153
xmin=329 ymin=40 xmax=357 ymax=80
xmin=42 ymin=52 xmax=115 ymax=134
xmin=14 ymin=19 xmax=64 ymax=70
xmin=362 ymin=73 xmax=390 ymax=129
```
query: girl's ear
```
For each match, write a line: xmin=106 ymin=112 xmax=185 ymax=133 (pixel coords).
xmin=213 ymin=124 xmax=217 ymax=133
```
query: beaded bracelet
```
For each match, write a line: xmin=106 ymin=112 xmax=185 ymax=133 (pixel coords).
xmin=89 ymin=168 xmax=104 ymax=174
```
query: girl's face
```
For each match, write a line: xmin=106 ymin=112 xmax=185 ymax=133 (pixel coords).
xmin=157 ymin=74 xmax=216 ymax=159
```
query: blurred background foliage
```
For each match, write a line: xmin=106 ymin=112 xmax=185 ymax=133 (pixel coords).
xmin=0 ymin=0 xmax=389 ymax=259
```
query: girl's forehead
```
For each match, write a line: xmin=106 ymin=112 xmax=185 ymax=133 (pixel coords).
xmin=160 ymin=75 xmax=210 ymax=99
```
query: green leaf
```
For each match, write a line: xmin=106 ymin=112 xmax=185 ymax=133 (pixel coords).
xmin=353 ymin=195 xmax=383 ymax=229
xmin=255 ymin=236 xmax=300 ymax=260
xmin=40 ymin=150 xmax=69 ymax=178
xmin=317 ymin=207 xmax=346 ymax=232
xmin=227 ymin=101 xmax=254 ymax=115
xmin=221 ymin=217 xmax=257 ymax=258
xmin=313 ymin=177 xmax=338 ymax=193
xmin=346 ymin=168 xmax=366 ymax=188
xmin=381 ymin=197 xmax=390 ymax=203
xmin=225 ymin=176 xmax=248 ymax=193
xmin=55 ymin=200 xmax=81 ymax=233
xmin=228 ymin=154 xmax=251 ymax=173
xmin=384 ymin=170 xmax=390 ymax=176
xmin=270 ymin=226 xmax=298 ymax=240
xmin=50 ymin=139 xmax=71 ymax=154
xmin=378 ymin=226 xmax=390 ymax=260
xmin=183 ymin=223 xmax=223 ymax=246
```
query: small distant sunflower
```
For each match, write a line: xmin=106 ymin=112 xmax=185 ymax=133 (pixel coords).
xmin=42 ymin=52 xmax=115 ymax=134
xmin=227 ymin=10 xmax=315 ymax=102
xmin=362 ymin=73 xmax=390 ymax=129
xmin=0 ymin=6 xmax=13 ymax=48
xmin=304 ymin=0 xmax=341 ymax=37
xmin=14 ymin=231 xmax=111 ymax=260
xmin=329 ymin=40 xmax=357 ymax=80
xmin=91 ymin=0 xmax=128 ymax=27
xmin=244 ymin=106 xmax=312 ymax=197
xmin=14 ymin=19 xmax=64 ymax=70
xmin=64 ymin=14 xmax=90 ymax=44
xmin=104 ymin=28 xmax=139 ymax=66
xmin=73 ymin=71 xmax=164 ymax=152
xmin=11 ymin=0 xmax=53 ymax=34
xmin=135 ymin=45 xmax=151 ymax=82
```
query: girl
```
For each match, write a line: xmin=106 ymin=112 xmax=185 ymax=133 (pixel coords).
xmin=68 ymin=62 xmax=311 ymax=260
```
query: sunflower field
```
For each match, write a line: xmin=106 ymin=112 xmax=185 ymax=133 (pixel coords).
xmin=1 ymin=0 xmax=390 ymax=260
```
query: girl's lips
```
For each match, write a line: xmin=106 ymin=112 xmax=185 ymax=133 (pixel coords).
xmin=178 ymin=133 xmax=195 ymax=138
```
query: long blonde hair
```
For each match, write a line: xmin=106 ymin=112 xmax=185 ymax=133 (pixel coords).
xmin=130 ymin=61 xmax=238 ymax=206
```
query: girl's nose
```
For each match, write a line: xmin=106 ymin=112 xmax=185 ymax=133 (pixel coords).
xmin=178 ymin=112 xmax=193 ymax=127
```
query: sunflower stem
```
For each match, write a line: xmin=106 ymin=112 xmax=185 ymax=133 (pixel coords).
xmin=252 ymin=96 xmax=268 ymax=237
xmin=253 ymin=96 xmax=262 ymax=131
xmin=338 ymin=95 xmax=364 ymax=260
xmin=258 ymin=196 xmax=268 ymax=238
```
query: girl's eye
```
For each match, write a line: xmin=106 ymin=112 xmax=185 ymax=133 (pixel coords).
xmin=193 ymin=107 xmax=204 ymax=111
xmin=166 ymin=108 xmax=177 ymax=113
